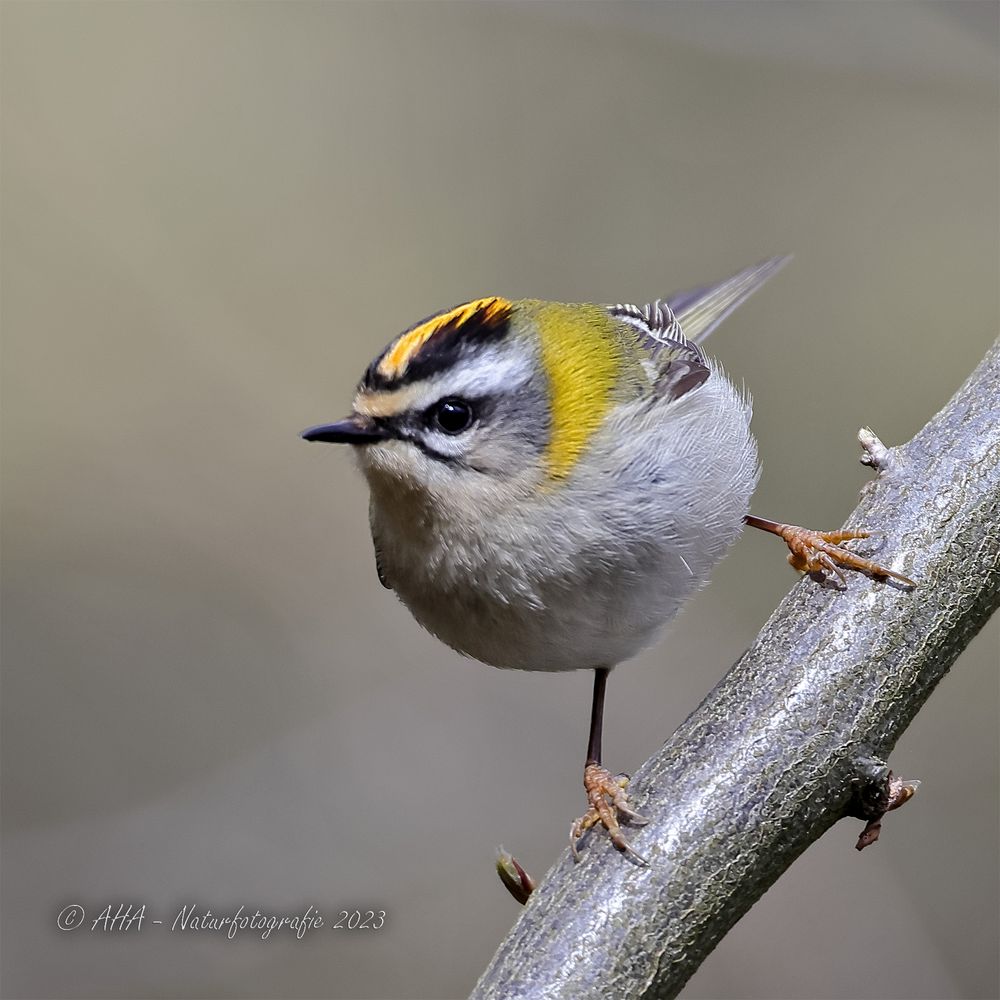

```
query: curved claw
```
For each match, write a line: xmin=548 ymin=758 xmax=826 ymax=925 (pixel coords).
xmin=571 ymin=764 xmax=649 ymax=864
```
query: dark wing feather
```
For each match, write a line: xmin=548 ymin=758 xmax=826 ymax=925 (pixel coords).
xmin=374 ymin=539 xmax=391 ymax=589
xmin=370 ymin=514 xmax=392 ymax=590
xmin=609 ymin=299 xmax=709 ymax=401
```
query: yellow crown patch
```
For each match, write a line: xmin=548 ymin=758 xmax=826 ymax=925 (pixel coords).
xmin=377 ymin=297 xmax=512 ymax=381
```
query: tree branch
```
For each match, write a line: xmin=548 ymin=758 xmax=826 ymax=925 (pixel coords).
xmin=472 ymin=339 xmax=1000 ymax=1000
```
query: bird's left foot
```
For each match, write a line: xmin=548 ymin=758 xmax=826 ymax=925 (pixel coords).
xmin=744 ymin=515 xmax=915 ymax=587
xmin=571 ymin=763 xmax=649 ymax=863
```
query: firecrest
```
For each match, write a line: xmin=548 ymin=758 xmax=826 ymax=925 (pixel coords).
xmin=302 ymin=257 xmax=912 ymax=862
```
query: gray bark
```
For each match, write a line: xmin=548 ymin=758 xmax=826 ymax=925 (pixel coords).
xmin=472 ymin=339 xmax=1000 ymax=1000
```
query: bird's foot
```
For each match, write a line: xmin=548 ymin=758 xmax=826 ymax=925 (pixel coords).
xmin=744 ymin=515 xmax=914 ymax=587
xmin=570 ymin=763 xmax=648 ymax=863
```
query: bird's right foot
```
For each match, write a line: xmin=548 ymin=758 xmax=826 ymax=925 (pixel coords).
xmin=570 ymin=763 xmax=648 ymax=863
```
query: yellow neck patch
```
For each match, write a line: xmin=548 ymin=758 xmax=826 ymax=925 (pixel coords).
xmin=533 ymin=303 xmax=623 ymax=481
xmin=377 ymin=296 xmax=511 ymax=381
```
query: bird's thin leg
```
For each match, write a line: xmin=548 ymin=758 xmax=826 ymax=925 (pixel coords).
xmin=744 ymin=514 xmax=914 ymax=587
xmin=570 ymin=667 xmax=648 ymax=863
xmin=586 ymin=664 xmax=608 ymax=769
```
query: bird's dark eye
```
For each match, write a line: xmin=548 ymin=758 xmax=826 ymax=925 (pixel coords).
xmin=430 ymin=397 xmax=475 ymax=435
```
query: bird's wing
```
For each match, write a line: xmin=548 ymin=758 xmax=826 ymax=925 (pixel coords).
xmin=369 ymin=502 xmax=392 ymax=590
xmin=609 ymin=298 xmax=709 ymax=401
xmin=666 ymin=255 xmax=791 ymax=345
xmin=374 ymin=539 xmax=391 ymax=589
xmin=609 ymin=255 xmax=791 ymax=401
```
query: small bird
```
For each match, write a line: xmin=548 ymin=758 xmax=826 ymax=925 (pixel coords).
xmin=302 ymin=258 xmax=912 ymax=861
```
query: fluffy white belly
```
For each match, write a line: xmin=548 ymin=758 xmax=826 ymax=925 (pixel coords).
xmin=394 ymin=551 xmax=697 ymax=671
xmin=367 ymin=369 xmax=758 ymax=671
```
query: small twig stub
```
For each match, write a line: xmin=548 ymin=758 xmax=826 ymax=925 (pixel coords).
xmin=859 ymin=425 xmax=893 ymax=472
xmin=854 ymin=770 xmax=921 ymax=851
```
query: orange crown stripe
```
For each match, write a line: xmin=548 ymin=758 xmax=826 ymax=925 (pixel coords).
xmin=377 ymin=296 xmax=510 ymax=379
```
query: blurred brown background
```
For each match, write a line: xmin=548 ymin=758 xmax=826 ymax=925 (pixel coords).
xmin=2 ymin=3 xmax=997 ymax=998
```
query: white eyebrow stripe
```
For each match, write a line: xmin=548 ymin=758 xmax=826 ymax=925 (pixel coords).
xmin=437 ymin=344 xmax=534 ymax=397
xmin=355 ymin=344 xmax=534 ymax=417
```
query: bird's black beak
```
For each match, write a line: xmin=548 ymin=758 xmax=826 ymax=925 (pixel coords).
xmin=300 ymin=415 xmax=389 ymax=445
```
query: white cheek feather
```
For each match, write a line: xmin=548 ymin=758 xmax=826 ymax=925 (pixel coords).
xmin=422 ymin=429 xmax=467 ymax=459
